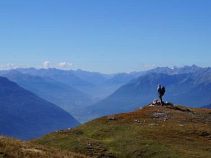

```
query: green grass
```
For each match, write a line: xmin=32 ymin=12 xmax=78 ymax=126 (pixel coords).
xmin=0 ymin=136 xmax=88 ymax=158
xmin=34 ymin=105 xmax=211 ymax=158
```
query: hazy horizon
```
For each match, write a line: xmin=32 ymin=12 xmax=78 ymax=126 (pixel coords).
xmin=0 ymin=64 xmax=209 ymax=75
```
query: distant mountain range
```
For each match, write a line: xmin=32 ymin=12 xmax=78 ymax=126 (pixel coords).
xmin=0 ymin=68 xmax=141 ymax=121
xmin=0 ymin=76 xmax=79 ymax=140
xmin=146 ymin=65 xmax=204 ymax=75
xmin=15 ymin=68 xmax=142 ymax=100
xmin=1 ymin=65 xmax=211 ymax=123
xmin=203 ymin=104 xmax=211 ymax=109
xmin=85 ymin=65 xmax=211 ymax=120
xmin=0 ymin=70 xmax=93 ymax=120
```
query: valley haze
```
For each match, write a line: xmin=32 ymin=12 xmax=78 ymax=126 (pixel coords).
xmin=0 ymin=65 xmax=211 ymax=124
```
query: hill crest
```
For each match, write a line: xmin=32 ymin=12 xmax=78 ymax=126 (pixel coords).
xmin=35 ymin=104 xmax=211 ymax=158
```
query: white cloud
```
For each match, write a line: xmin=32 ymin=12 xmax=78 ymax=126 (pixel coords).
xmin=42 ymin=61 xmax=51 ymax=68
xmin=57 ymin=62 xmax=73 ymax=69
xmin=41 ymin=61 xmax=73 ymax=69
xmin=142 ymin=64 xmax=156 ymax=70
xmin=0 ymin=63 xmax=18 ymax=70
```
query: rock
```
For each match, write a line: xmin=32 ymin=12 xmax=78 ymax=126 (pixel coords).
xmin=199 ymin=131 xmax=210 ymax=137
xmin=134 ymin=119 xmax=141 ymax=123
xmin=152 ymin=112 xmax=167 ymax=118
xmin=107 ymin=115 xmax=116 ymax=121
xmin=173 ymin=105 xmax=192 ymax=112
xmin=152 ymin=112 xmax=168 ymax=121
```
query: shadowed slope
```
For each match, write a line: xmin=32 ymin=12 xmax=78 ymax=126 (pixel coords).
xmin=0 ymin=77 xmax=79 ymax=140
xmin=0 ymin=70 xmax=93 ymax=120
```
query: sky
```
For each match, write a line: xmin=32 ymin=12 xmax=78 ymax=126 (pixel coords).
xmin=0 ymin=0 xmax=210 ymax=73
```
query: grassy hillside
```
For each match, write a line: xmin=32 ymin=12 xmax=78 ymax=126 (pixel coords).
xmin=35 ymin=104 xmax=211 ymax=158
xmin=0 ymin=136 xmax=88 ymax=158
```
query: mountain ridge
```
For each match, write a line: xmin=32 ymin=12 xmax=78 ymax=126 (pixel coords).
xmin=85 ymin=71 xmax=211 ymax=121
xmin=0 ymin=76 xmax=79 ymax=140
xmin=0 ymin=70 xmax=93 ymax=120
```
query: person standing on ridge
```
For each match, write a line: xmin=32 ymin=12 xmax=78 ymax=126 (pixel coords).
xmin=157 ymin=84 xmax=166 ymax=105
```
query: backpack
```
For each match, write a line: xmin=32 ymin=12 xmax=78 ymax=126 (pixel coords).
xmin=161 ymin=86 xmax=166 ymax=95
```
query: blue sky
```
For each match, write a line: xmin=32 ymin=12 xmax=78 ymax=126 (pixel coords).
xmin=0 ymin=0 xmax=210 ymax=73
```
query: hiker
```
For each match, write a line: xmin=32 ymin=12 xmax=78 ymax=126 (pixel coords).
xmin=157 ymin=84 xmax=166 ymax=105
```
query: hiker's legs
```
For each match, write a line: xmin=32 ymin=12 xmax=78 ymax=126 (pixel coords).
xmin=159 ymin=95 xmax=162 ymax=105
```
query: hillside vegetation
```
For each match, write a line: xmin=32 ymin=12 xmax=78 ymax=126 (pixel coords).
xmin=0 ymin=136 xmax=88 ymax=158
xmin=35 ymin=104 xmax=211 ymax=158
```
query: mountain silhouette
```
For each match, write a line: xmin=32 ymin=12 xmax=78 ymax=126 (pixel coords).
xmin=0 ymin=70 xmax=93 ymax=120
xmin=0 ymin=77 xmax=79 ymax=140
xmin=86 ymin=71 xmax=211 ymax=120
